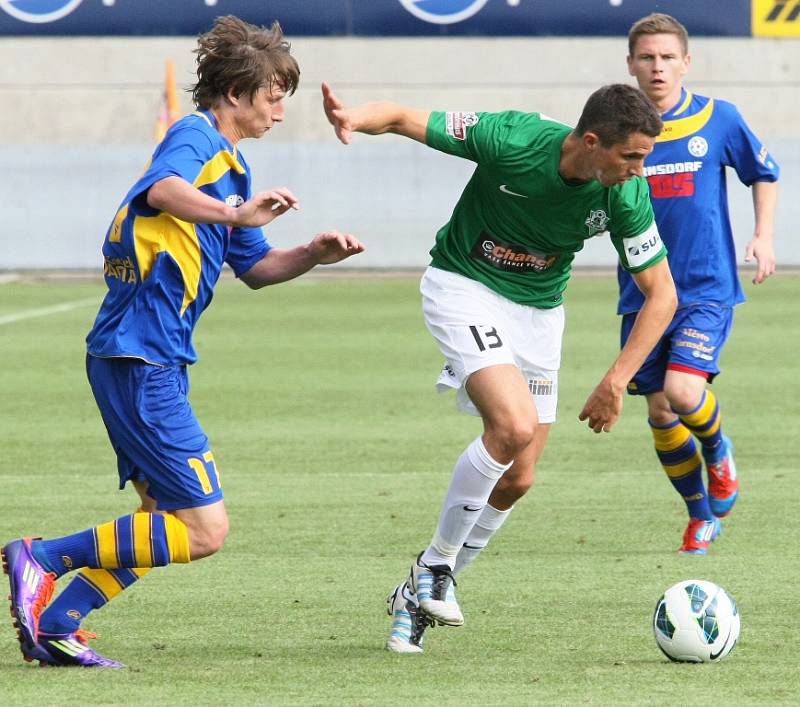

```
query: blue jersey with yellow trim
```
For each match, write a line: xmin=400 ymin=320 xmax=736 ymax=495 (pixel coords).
xmin=86 ymin=110 xmax=270 ymax=365
xmin=617 ymin=89 xmax=779 ymax=314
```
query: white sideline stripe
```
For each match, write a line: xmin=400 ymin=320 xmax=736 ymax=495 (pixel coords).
xmin=0 ymin=298 xmax=98 ymax=326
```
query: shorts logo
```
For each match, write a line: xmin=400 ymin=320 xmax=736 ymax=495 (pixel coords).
xmin=688 ymin=136 xmax=708 ymax=157
xmin=445 ymin=111 xmax=479 ymax=141
xmin=471 ymin=233 xmax=556 ymax=273
xmin=528 ymin=378 xmax=554 ymax=396
xmin=0 ymin=0 xmax=83 ymax=23
xmin=398 ymin=0 xmax=490 ymax=25
xmin=584 ymin=209 xmax=609 ymax=236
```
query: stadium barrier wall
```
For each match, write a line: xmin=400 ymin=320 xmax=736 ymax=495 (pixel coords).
xmin=1 ymin=37 xmax=797 ymax=268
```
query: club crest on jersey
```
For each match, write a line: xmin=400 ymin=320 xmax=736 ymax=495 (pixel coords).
xmin=688 ymin=136 xmax=708 ymax=157
xmin=584 ymin=209 xmax=609 ymax=236
xmin=446 ymin=112 xmax=479 ymax=141
xmin=225 ymin=194 xmax=244 ymax=207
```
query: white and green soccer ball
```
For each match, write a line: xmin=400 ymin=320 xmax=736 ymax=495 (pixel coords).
xmin=653 ymin=579 xmax=740 ymax=663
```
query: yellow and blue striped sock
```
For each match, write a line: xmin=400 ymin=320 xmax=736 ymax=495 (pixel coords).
xmin=675 ymin=389 xmax=725 ymax=463
xmin=31 ymin=512 xmax=191 ymax=577
xmin=650 ymin=418 xmax=713 ymax=520
xmin=39 ymin=567 xmax=151 ymax=634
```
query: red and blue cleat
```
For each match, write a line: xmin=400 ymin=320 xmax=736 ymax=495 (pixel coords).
xmin=706 ymin=436 xmax=739 ymax=518
xmin=679 ymin=517 xmax=721 ymax=555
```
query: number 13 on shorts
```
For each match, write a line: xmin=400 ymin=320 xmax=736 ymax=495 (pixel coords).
xmin=187 ymin=451 xmax=221 ymax=495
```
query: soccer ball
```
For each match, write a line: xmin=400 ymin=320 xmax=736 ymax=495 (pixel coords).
xmin=653 ymin=579 xmax=740 ymax=663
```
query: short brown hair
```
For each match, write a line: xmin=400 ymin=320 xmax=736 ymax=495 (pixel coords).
xmin=574 ymin=84 xmax=662 ymax=147
xmin=191 ymin=16 xmax=300 ymax=109
xmin=628 ymin=13 xmax=689 ymax=57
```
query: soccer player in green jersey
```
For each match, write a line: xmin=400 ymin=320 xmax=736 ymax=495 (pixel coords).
xmin=323 ymin=82 xmax=678 ymax=653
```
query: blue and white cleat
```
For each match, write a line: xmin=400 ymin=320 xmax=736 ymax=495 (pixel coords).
xmin=409 ymin=552 xmax=463 ymax=626
xmin=679 ymin=517 xmax=721 ymax=555
xmin=385 ymin=582 xmax=429 ymax=653
xmin=706 ymin=436 xmax=739 ymax=518
xmin=2 ymin=538 xmax=56 ymax=651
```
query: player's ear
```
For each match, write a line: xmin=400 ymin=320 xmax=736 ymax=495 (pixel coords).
xmin=582 ymin=131 xmax=600 ymax=152
xmin=681 ymin=52 xmax=691 ymax=76
xmin=225 ymin=87 xmax=240 ymax=107
xmin=626 ymin=55 xmax=635 ymax=76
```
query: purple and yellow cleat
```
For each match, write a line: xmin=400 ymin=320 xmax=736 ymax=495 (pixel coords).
xmin=2 ymin=538 xmax=56 ymax=650
xmin=23 ymin=629 xmax=124 ymax=668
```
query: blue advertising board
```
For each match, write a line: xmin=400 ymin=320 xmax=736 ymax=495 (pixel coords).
xmin=0 ymin=0 xmax=753 ymax=37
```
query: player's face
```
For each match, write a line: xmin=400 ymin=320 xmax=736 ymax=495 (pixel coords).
xmin=233 ymin=83 xmax=287 ymax=139
xmin=589 ymin=132 xmax=655 ymax=187
xmin=627 ymin=33 xmax=690 ymax=111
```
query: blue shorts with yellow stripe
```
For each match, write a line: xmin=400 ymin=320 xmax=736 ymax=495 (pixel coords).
xmin=621 ymin=304 xmax=734 ymax=396
xmin=86 ymin=354 xmax=223 ymax=510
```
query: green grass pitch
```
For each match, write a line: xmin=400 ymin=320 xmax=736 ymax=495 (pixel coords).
xmin=0 ymin=272 xmax=798 ymax=705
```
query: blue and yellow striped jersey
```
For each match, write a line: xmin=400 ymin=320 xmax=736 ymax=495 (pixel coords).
xmin=617 ymin=89 xmax=780 ymax=315
xmin=87 ymin=109 xmax=270 ymax=365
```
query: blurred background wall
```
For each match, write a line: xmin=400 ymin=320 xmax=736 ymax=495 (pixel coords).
xmin=1 ymin=1 xmax=797 ymax=269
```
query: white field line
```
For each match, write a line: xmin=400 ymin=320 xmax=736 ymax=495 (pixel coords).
xmin=0 ymin=297 xmax=98 ymax=326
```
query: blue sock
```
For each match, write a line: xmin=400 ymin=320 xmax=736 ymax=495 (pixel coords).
xmin=31 ymin=529 xmax=96 ymax=578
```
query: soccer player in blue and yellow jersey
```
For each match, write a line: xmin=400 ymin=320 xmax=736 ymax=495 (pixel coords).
xmin=323 ymin=82 xmax=677 ymax=652
xmin=1 ymin=16 xmax=364 ymax=668
xmin=621 ymin=13 xmax=779 ymax=554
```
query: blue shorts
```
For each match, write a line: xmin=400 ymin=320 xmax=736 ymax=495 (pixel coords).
xmin=621 ymin=304 xmax=734 ymax=396
xmin=86 ymin=355 xmax=223 ymax=510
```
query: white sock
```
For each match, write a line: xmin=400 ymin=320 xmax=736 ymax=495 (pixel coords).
xmin=422 ymin=436 xmax=511 ymax=569
xmin=453 ymin=504 xmax=513 ymax=577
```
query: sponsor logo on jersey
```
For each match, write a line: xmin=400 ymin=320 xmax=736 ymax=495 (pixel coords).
xmin=753 ymin=0 xmax=800 ymax=37
xmin=104 ymin=256 xmax=138 ymax=284
xmin=471 ymin=234 xmax=557 ymax=273
xmin=645 ymin=161 xmax=703 ymax=199
xmin=0 ymin=0 xmax=83 ymax=23
xmin=445 ymin=111 xmax=479 ymax=141
xmin=397 ymin=0 xmax=490 ymax=25
xmin=584 ymin=209 xmax=609 ymax=236
xmin=622 ymin=224 xmax=662 ymax=268
xmin=688 ymin=136 xmax=708 ymax=157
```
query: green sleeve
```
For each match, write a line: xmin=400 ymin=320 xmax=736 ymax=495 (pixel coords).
xmin=609 ymin=177 xmax=667 ymax=272
xmin=426 ymin=111 xmax=506 ymax=164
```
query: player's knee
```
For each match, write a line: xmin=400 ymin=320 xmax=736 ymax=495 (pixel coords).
xmin=665 ymin=388 xmax=703 ymax=416
xmin=486 ymin=421 xmax=536 ymax=462
xmin=495 ymin=472 xmax=534 ymax=503
xmin=188 ymin=517 xmax=229 ymax=560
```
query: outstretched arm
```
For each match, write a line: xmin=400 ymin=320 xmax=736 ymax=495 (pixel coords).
xmin=578 ymin=258 xmax=677 ymax=433
xmin=322 ymin=81 xmax=430 ymax=145
xmin=147 ymin=176 xmax=299 ymax=228
xmin=745 ymin=180 xmax=778 ymax=284
xmin=239 ymin=230 xmax=366 ymax=289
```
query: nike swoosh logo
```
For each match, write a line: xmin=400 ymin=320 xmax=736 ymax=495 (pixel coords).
xmin=463 ymin=505 xmax=482 ymax=512
xmin=709 ymin=627 xmax=735 ymax=660
xmin=499 ymin=184 xmax=528 ymax=198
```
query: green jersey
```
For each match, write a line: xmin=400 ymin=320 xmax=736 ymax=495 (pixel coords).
xmin=426 ymin=110 xmax=666 ymax=308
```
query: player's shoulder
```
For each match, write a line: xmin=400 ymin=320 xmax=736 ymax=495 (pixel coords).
xmin=490 ymin=110 xmax=571 ymax=148
xmin=165 ymin=112 xmax=221 ymax=149
xmin=688 ymin=92 xmax=741 ymax=124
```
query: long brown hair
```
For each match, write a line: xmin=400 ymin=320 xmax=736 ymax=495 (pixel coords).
xmin=192 ymin=15 xmax=300 ymax=109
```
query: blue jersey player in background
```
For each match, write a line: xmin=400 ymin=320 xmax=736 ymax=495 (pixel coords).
xmin=1 ymin=15 xmax=364 ymax=668
xmin=620 ymin=13 xmax=779 ymax=555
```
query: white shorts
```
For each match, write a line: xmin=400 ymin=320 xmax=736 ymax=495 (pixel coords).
xmin=420 ymin=266 xmax=564 ymax=422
